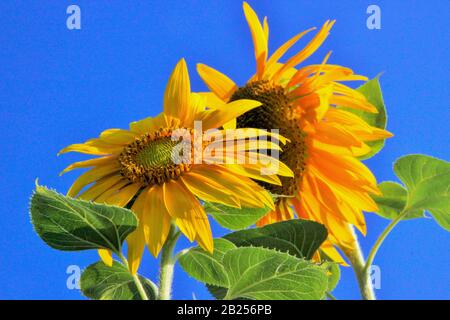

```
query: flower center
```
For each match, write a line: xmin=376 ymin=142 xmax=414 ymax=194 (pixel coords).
xmin=118 ymin=128 xmax=192 ymax=186
xmin=230 ymin=80 xmax=307 ymax=197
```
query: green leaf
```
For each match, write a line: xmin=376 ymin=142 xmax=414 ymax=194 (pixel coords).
xmin=223 ymin=247 xmax=328 ymax=300
xmin=341 ymin=76 xmax=388 ymax=160
xmin=179 ymin=238 xmax=236 ymax=287
xmin=372 ymin=181 xmax=424 ymax=220
xmin=394 ymin=154 xmax=450 ymax=230
xmin=224 ymin=219 xmax=327 ymax=259
xmin=204 ymin=201 xmax=270 ymax=230
xmin=206 ymin=285 xmax=252 ymax=300
xmin=318 ymin=250 xmax=341 ymax=295
xmin=325 ymin=263 xmax=340 ymax=293
xmin=30 ymin=184 xmax=137 ymax=252
xmin=80 ymin=261 xmax=157 ymax=300
xmin=184 ymin=222 xmax=329 ymax=300
xmin=207 ymin=284 xmax=227 ymax=300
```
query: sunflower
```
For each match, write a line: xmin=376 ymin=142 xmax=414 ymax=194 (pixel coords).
xmin=59 ymin=59 xmax=292 ymax=274
xmin=197 ymin=2 xmax=393 ymax=262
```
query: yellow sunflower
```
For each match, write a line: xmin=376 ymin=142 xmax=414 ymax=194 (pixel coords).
xmin=197 ymin=2 xmax=393 ymax=262
xmin=59 ymin=59 xmax=292 ymax=274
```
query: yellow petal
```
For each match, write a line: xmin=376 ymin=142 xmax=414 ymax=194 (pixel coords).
xmin=173 ymin=206 xmax=201 ymax=242
xmin=204 ymin=150 xmax=291 ymax=179
xmin=163 ymin=180 xmax=198 ymax=218
xmin=164 ymin=58 xmax=190 ymax=121
xmin=59 ymin=140 xmax=123 ymax=156
xmin=223 ymin=164 xmax=282 ymax=186
xmin=78 ymin=175 xmax=124 ymax=200
xmin=59 ymin=156 xmax=115 ymax=175
xmin=192 ymin=205 xmax=213 ymax=253
xmin=329 ymin=95 xmax=378 ymax=113
xmin=142 ymin=186 xmax=171 ymax=257
xmin=183 ymin=93 xmax=208 ymax=127
xmin=126 ymin=189 xmax=148 ymax=274
xmin=303 ymin=51 xmax=333 ymax=88
xmin=265 ymin=27 xmax=316 ymax=77
xmin=263 ymin=16 xmax=269 ymax=41
xmin=351 ymin=142 xmax=372 ymax=157
xmin=315 ymin=148 xmax=378 ymax=186
xmin=193 ymin=165 xmax=275 ymax=210
xmin=309 ymin=163 xmax=379 ymax=212
xmin=245 ymin=152 xmax=294 ymax=177
xmin=331 ymin=82 xmax=367 ymax=101
xmin=174 ymin=201 xmax=212 ymax=247
xmin=256 ymin=208 xmax=279 ymax=227
xmin=197 ymin=92 xmax=238 ymax=130
xmin=94 ymin=180 xmax=130 ymax=202
xmin=323 ymin=213 xmax=355 ymax=250
xmin=67 ymin=163 xmax=119 ymax=197
xmin=314 ymin=122 xmax=362 ymax=148
xmin=365 ymin=128 xmax=393 ymax=141
xmin=223 ymin=119 xmax=237 ymax=130
xmin=99 ymin=129 xmax=136 ymax=145
xmin=305 ymin=174 xmax=366 ymax=234
xmin=206 ymin=135 xmax=282 ymax=154
xmin=199 ymin=92 xmax=227 ymax=108
xmin=200 ymin=99 xmax=262 ymax=130
xmin=273 ymin=20 xmax=335 ymax=83
xmin=102 ymin=183 xmax=141 ymax=207
xmin=224 ymin=128 xmax=289 ymax=145
xmin=181 ymin=172 xmax=241 ymax=208
xmin=127 ymin=229 xmax=145 ymax=275
xmin=320 ymin=241 xmax=348 ymax=266
xmin=197 ymin=64 xmax=238 ymax=101
xmin=98 ymin=249 xmax=113 ymax=267
xmin=263 ymin=62 xmax=298 ymax=84
xmin=243 ymin=2 xmax=268 ymax=79
xmin=129 ymin=113 xmax=169 ymax=135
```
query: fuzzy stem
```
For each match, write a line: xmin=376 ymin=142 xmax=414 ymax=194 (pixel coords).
xmin=341 ymin=225 xmax=376 ymax=300
xmin=157 ymin=224 xmax=180 ymax=300
xmin=119 ymin=253 xmax=149 ymax=300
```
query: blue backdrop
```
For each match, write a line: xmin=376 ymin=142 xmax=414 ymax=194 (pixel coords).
xmin=0 ymin=0 xmax=448 ymax=299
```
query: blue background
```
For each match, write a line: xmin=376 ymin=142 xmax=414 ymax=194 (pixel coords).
xmin=0 ymin=0 xmax=448 ymax=300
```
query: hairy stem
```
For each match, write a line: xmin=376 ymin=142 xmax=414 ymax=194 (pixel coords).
xmin=341 ymin=225 xmax=376 ymax=300
xmin=158 ymin=224 xmax=180 ymax=300
xmin=119 ymin=253 xmax=149 ymax=300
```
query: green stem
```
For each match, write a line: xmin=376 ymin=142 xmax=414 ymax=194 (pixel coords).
xmin=118 ymin=252 xmax=149 ymax=300
xmin=341 ymin=225 xmax=376 ymax=300
xmin=363 ymin=210 xmax=408 ymax=274
xmin=173 ymin=248 xmax=189 ymax=262
xmin=157 ymin=224 xmax=180 ymax=300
